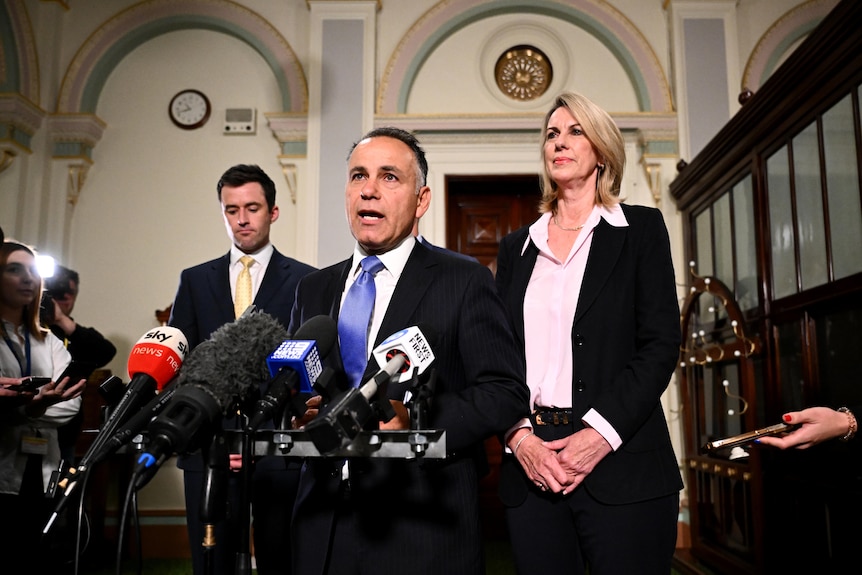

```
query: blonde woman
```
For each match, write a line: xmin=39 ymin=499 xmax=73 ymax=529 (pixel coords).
xmin=496 ymin=92 xmax=682 ymax=574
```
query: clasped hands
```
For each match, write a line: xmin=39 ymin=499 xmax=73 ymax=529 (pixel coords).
xmin=512 ymin=427 xmax=612 ymax=495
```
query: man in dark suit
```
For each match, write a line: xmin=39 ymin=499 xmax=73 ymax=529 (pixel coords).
xmin=169 ymin=164 xmax=315 ymax=575
xmin=288 ymin=127 xmax=528 ymax=575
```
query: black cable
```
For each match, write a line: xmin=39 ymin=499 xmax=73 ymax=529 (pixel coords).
xmin=132 ymin=490 xmax=142 ymax=575
xmin=71 ymin=466 xmax=93 ymax=575
xmin=117 ymin=469 xmax=144 ymax=575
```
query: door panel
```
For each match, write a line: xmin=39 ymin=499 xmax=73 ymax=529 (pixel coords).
xmin=445 ymin=174 xmax=540 ymax=540
xmin=446 ymin=174 xmax=541 ymax=273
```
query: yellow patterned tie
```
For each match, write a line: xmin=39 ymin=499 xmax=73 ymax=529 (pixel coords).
xmin=234 ymin=255 xmax=254 ymax=318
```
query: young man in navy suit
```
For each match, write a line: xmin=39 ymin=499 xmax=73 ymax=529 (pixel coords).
xmin=169 ymin=164 xmax=315 ymax=575
xmin=288 ymin=128 xmax=528 ymax=575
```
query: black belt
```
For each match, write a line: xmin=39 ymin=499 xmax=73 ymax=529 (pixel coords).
xmin=531 ymin=407 xmax=574 ymax=426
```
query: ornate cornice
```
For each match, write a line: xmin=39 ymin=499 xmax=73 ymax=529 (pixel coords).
xmin=48 ymin=113 xmax=106 ymax=160
xmin=374 ymin=111 xmax=677 ymax=153
xmin=0 ymin=92 xmax=44 ymax=136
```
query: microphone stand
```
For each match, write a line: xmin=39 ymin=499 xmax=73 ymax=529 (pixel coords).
xmin=407 ymin=367 xmax=437 ymax=431
xmin=235 ymin=411 xmax=253 ymax=575
xmin=200 ymin=430 xmax=228 ymax=575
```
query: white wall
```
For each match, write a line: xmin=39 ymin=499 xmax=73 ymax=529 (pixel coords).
xmin=74 ymin=28 xmax=292 ymax=374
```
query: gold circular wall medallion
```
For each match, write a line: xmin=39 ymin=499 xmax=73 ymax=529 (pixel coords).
xmin=494 ymin=45 xmax=553 ymax=101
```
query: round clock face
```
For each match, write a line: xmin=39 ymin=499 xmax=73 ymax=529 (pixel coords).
xmin=169 ymin=89 xmax=211 ymax=129
xmin=494 ymin=45 xmax=553 ymax=102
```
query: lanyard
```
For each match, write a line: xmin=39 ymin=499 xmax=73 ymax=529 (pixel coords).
xmin=3 ymin=328 xmax=31 ymax=377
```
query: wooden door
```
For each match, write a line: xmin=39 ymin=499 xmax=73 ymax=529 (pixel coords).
xmin=445 ymin=174 xmax=541 ymax=274
xmin=445 ymin=174 xmax=540 ymax=540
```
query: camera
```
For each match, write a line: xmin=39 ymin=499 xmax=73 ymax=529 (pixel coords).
xmin=40 ymin=291 xmax=56 ymax=326
xmin=40 ymin=267 xmax=77 ymax=327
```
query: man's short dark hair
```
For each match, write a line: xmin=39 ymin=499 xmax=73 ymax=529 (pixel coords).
xmin=217 ymin=164 xmax=277 ymax=210
xmin=348 ymin=127 xmax=428 ymax=188
xmin=45 ymin=264 xmax=79 ymax=298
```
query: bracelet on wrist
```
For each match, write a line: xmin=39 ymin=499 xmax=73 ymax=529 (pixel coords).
xmin=512 ymin=430 xmax=534 ymax=457
xmin=838 ymin=407 xmax=857 ymax=441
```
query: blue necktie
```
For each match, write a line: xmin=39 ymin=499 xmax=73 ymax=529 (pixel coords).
xmin=338 ymin=256 xmax=384 ymax=388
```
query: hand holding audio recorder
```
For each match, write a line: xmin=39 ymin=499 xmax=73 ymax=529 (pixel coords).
xmin=703 ymin=422 xmax=796 ymax=451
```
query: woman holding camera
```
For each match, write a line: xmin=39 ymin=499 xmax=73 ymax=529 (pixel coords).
xmin=0 ymin=240 xmax=86 ymax=572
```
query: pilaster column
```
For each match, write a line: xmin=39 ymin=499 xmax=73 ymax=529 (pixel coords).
xmin=303 ymin=0 xmax=378 ymax=267
xmin=669 ymin=1 xmax=740 ymax=161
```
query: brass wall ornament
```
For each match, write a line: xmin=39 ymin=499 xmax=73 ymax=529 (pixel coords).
xmin=494 ymin=45 xmax=552 ymax=101
xmin=678 ymin=262 xmax=760 ymax=368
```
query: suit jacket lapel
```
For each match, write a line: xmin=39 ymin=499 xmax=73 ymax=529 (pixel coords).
xmin=255 ymin=249 xmax=287 ymax=310
xmin=327 ymin=260 xmax=352 ymax=320
xmin=575 ymin=218 xmax=626 ymax=323
xmin=374 ymin=245 xmax=435 ymax=348
xmin=509 ymin=239 xmax=538 ymax=347
xmin=208 ymin=253 xmax=235 ymax=325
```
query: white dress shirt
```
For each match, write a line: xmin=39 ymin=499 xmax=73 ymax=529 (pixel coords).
xmin=340 ymin=236 xmax=416 ymax=360
xmin=0 ymin=321 xmax=78 ymax=493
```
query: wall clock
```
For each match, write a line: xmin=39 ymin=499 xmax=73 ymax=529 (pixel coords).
xmin=168 ymin=89 xmax=211 ymax=130
xmin=494 ymin=45 xmax=553 ymax=101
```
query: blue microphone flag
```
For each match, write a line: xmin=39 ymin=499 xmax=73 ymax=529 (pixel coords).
xmin=267 ymin=340 xmax=323 ymax=393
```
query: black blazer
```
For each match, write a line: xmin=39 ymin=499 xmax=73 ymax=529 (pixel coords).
xmin=288 ymin=241 xmax=528 ymax=575
xmin=496 ymin=204 xmax=683 ymax=506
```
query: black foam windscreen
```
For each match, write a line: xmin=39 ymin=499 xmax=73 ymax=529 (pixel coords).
xmin=175 ymin=310 xmax=288 ymax=410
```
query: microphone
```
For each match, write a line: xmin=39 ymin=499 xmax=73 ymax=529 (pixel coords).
xmin=89 ymin=379 xmax=180 ymax=464
xmin=370 ymin=325 xmax=436 ymax=385
xmin=304 ymin=325 xmax=436 ymax=454
xmin=134 ymin=384 xmax=223 ymax=481
xmin=132 ymin=310 xmax=288 ymax=485
xmin=78 ymin=326 xmax=189 ymax=470
xmin=248 ymin=315 xmax=338 ymax=431
xmin=43 ymin=326 xmax=189 ymax=534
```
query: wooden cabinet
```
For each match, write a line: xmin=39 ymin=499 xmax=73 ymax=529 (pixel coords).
xmin=670 ymin=1 xmax=862 ymax=572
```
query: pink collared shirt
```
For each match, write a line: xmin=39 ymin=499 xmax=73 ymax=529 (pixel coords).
xmin=506 ymin=204 xmax=628 ymax=451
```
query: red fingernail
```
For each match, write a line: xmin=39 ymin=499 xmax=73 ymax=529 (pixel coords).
xmin=783 ymin=414 xmax=792 ymax=422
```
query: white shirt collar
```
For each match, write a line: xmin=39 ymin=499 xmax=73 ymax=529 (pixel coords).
xmin=349 ymin=236 xmax=416 ymax=281
xmin=521 ymin=203 xmax=628 ymax=255
xmin=230 ymin=242 xmax=274 ymax=270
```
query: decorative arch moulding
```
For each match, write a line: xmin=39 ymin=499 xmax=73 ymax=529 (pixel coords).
xmin=56 ymin=0 xmax=307 ymax=116
xmin=378 ymin=0 xmax=672 ymax=115
xmin=0 ymin=0 xmax=40 ymax=101
xmin=741 ymin=0 xmax=838 ymax=92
